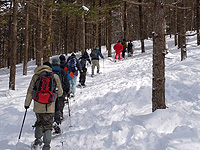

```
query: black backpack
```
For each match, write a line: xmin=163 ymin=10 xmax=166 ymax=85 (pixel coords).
xmin=67 ymin=57 xmax=78 ymax=73
xmin=121 ymin=41 xmax=126 ymax=49
xmin=80 ymin=57 xmax=87 ymax=68
xmin=32 ymin=71 xmax=57 ymax=104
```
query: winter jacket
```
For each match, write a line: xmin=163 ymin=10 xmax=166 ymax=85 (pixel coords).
xmin=67 ymin=56 xmax=82 ymax=76
xmin=52 ymin=64 xmax=70 ymax=94
xmin=90 ymin=49 xmax=104 ymax=60
xmin=79 ymin=52 xmax=91 ymax=69
xmin=114 ymin=42 xmax=123 ymax=54
xmin=24 ymin=65 xmax=63 ymax=113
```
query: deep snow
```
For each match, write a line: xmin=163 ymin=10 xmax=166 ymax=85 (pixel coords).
xmin=0 ymin=35 xmax=200 ymax=150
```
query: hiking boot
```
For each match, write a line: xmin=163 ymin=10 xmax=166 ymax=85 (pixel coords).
xmin=81 ymin=83 xmax=86 ymax=86
xmin=32 ymin=138 xmax=42 ymax=149
xmin=53 ymin=122 xmax=61 ymax=134
xmin=34 ymin=138 xmax=42 ymax=146
xmin=70 ymin=93 xmax=75 ymax=98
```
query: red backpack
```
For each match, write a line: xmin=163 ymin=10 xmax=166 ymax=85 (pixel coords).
xmin=32 ymin=71 xmax=57 ymax=104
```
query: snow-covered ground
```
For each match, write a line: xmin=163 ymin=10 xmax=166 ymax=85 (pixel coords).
xmin=1 ymin=35 xmax=200 ymax=150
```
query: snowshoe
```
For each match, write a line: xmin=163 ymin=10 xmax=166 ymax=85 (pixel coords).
xmin=31 ymin=140 xmax=43 ymax=150
xmin=77 ymin=83 xmax=82 ymax=88
xmin=53 ymin=122 xmax=61 ymax=134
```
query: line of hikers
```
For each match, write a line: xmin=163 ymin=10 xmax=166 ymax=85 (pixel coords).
xmin=23 ymin=38 xmax=134 ymax=149
xmin=24 ymin=46 xmax=104 ymax=150
xmin=114 ymin=39 xmax=134 ymax=60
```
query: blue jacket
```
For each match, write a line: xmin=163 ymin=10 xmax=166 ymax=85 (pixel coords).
xmin=52 ymin=65 xmax=70 ymax=94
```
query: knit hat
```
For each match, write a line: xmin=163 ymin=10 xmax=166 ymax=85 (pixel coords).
xmin=43 ymin=62 xmax=52 ymax=68
xmin=51 ymin=56 xmax=60 ymax=65
xmin=59 ymin=55 xmax=66 ymax=61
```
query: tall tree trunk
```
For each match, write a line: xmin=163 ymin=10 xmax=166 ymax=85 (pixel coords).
xmin=43 ymin=0 xmax=53 ymax=62
xmin=98 ymin=0 xmax=102 ymax=51
xmin=152 ymin=0 xmax=166 ymax=112
xmin=139 ymin=0 xmax=145 ymax=53
xmin=93 ymin=0 xmax=98 ymax=47
xmin=7 ymin=1 xmax=13 ymax=68
xmin=174 ymin=0 xmax=178 ymax=46
xmin=9 ymin=0 xmax=18 ymax=90
xmin=23 ymin=2 xmax=29 ymax=75
xmin=82 ymin=0 xmax=86 ymax=54
xmin=74 ymin=17 xmax=78 ymax=53
xmin=107 ymin=0 xmax=112 ymax=57
xmin=197 ymin=0 xmax=200 ymax=45
xmin=36 ymin=0 xmax=42 ymax=66
xmin=64 ymin=15 xmax=69 ymax=54
xmin=179 ymin=1 xmax=187 ymax=61
xmin=123 ymin=1 xmax=128 ymax=40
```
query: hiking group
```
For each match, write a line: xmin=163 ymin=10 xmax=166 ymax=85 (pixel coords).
xmin=23 ymin=40 xmax=133 ymax=149
xmin=24 ymin=46 xmax=104 ymax=150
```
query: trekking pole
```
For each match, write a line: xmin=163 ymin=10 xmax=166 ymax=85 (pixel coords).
xmin=67 ymin=96 xmax=72 ymax=128
xmin=103 ymin=59 xmax=104 ymax=72
xmin=18 ymin=109 xmax=28 ymax=140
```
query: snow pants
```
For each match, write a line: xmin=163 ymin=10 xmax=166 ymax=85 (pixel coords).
xmin=122 ymin=49 xmax=126 ymax=58
xmin=79 ymin=67 xmax=87 ymax=85
xmin=91 ymin=59 xmax=100 ymax=74
xmin=69 ymin=75 xmax=78 ymax=95
xmin=115 ymin=52 xmax=121 ymax=60
xmin=35 ymin=113 xmax=53 ymax=150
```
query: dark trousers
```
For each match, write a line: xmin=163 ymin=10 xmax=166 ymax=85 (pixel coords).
xmin=35 ymin=113 xmax=54 ymax=131
xmin=79 ymin=68 xmax=87 ymax=85
xmin=122 ymin=49 xmax=126 ymax=58
xmin=54 ymin=98 xmax=62 ymax=124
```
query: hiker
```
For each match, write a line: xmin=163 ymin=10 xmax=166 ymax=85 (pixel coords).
xmin=51 ymin=56 xmax=70 ymax=133
xmin=128 ymin=40 xmax=133 ymax=57
xmin=59 ymin=54 xmax=67 ymax=69
xmin=121 ymin=39 xmax=128 ymax=59
xmin=113 ymin=40 xmax=123 ymax=60
xmin=59 ymin=54 xmax=74 ymax=87
xmin=67 ymin=53 xmax=82 ymax=97
xmin=90 ymin=46 xmax=104 ymax=77
xmin=78 ymin=51 xmax=91 ymax=87
xmin=24 ymin=62 xmax=63 ymax=150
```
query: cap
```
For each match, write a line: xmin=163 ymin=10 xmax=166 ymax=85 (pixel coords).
xmin=51 ymin=56 xmax=60 ymax=65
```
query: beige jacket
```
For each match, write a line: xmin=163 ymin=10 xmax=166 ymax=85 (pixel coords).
xmin=24 ymin=65 xmax=63 ymax=113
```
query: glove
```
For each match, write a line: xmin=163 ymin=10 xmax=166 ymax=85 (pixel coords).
xmin=24 ymin=106 xmax=29 ymax=109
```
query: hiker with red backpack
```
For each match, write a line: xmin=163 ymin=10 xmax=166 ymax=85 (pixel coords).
xmin=78 ymin=51 xmax=91 ymax=87
xmin=51 ymin=56 xmax=70 ymax=133
xmin=24 ymin=62 xmax=63 ymax=150
xmin=67 ymin=53 xmax=82 ymax=97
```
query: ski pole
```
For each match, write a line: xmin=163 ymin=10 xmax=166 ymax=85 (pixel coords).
xmin=18 ymin=109 xmax=27 ymax=140
xmin=67 ymin=96 xmax=72 ymax=127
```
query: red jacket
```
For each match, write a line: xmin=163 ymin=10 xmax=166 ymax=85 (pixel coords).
xmin=114 ymin=42 xmax=123 ymax=53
